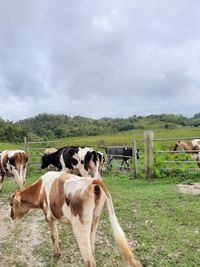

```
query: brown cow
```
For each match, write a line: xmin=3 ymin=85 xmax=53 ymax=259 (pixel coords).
xmin=0 ymin=150 xmax=28 ymax=192
xmin=173 ymin=139 xmax=200 ymax=167
xmin=10 ymin=171 xmax=142 ymax=267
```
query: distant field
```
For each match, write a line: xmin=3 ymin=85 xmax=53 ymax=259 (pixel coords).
xmin=0 ymin=126 xmax=199 ymax=151
xmin=52 ymin=127 xmax=200 ymax=148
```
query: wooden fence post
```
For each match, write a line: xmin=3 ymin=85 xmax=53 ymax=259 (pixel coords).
xmin=106 ymin=148 xmax=112 ymax=170
xmin=24 ymin=136 xmax=28 ymax=153
xmin=132 ymin=139 xmax=138 ymax=178
xmin=144 ymin=131 xmax=154 ymax=178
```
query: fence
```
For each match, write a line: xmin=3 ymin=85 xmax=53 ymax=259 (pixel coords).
xmin=24 ymin=132 xmax=200 ymax=178
xmin=106 ymin=142 xmax=138 ymax=177
xmin=136 ymin=131 xmax=200 ymax=178
xmin=24 ymin=137 xmax=72 ymax=168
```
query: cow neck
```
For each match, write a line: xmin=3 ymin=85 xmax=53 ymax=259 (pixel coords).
xmin=49 ymin=153 xmax=61 ymax=169
xmin=20 ymin=179 xmax=42 ymax=208
xmin=55 ymin=154 xmax=62 ymax=169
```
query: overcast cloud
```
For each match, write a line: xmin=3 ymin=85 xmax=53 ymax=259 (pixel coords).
xmin=0 ymin=0 xmax=200 ymax=121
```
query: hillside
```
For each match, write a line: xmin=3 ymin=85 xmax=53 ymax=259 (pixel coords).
xmin=0 ymin=113 xmax=200 ymax=142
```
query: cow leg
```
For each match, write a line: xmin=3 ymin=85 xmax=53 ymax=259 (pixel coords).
xmin=23 ymin=164 xmax=27 ymax=185
xmin=124 ymin=159 xmax=129 ymax=167
xmin=0 ymin=173 xmax=4 ymax=192
xmin=107 ymin=157 xmax=112 ymax=170
xmin=90 ymin=198 xmax=106 ymax=253
xmin=90 ymin=216 xmax=101 ymax=254
xmin=72 ymin=219 xmax=95 ymax=267
xmin=47 ymin=218 xmax=61 ymax=258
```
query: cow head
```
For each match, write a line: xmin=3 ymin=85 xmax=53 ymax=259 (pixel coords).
xmin=80 ymin=150 xmax=100 ymax=178
xmin=10 ymin=191 xmax=30 ymax=221
xmin=41 ymin=154 xmax=51 ymax=169
xmin=97 ymin=152 xmax=106 ymax=171
xmin=173 ymin=140 xmax=183 ymax=151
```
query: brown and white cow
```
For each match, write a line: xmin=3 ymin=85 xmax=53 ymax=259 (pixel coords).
xmin=10 ymin=171 xmax=142 ymax=267
xmin=0 ymin=150 xmax=28 ymax=192
xmin=173 ymin=139 xmax=200 ymax=167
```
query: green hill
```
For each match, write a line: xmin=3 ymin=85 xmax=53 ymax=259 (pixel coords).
xmin=0 ymin=112 xmax=200 ymax=142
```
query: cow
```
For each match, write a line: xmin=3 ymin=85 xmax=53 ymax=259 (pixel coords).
xmin=106 ymin=147 xmax=139 ymax=169
xmin=173 ymin=139 xmax=200 ymax=167
xmin=0 ymin=150 xmax=28 ymax=192
xmin=41 ymin=146 xmax=102 ymax=178
xmin=10 ymin=171 xmax=142 ymax=267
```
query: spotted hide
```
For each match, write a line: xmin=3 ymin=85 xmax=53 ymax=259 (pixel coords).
xmin=41 ymin=146 xmax=103 ymax=178
xmin=0 ymin=150 xmax=28 ymax=192
xmin=10 ymin=171 xmax=142 ymax=267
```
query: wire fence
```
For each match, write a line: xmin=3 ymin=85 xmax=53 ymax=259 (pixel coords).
xmin=22 ymin=133 xmax=200 ymax=177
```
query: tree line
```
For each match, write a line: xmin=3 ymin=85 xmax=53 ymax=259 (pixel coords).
xmin=0 ymin=113 xmax=200 ymax=142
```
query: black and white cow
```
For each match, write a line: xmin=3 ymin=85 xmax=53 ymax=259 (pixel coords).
xmin=41 ymin=146 xmax=102 ymax=178
xmin=106 ymin=147 xmax=139 ymax=169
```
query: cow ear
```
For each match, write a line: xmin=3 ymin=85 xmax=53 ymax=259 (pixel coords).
xmin=14 ymin=193 xmax=21 ymax=203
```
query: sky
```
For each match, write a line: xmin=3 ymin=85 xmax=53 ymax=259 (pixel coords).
xmin=0 ymin=0 xmax=200 ymax=121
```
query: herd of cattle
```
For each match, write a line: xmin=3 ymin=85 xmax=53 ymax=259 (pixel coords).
xmin=1 ymin=139 xmax=200 ymax=267
xmin=0 ymin=145 xmax=142 ymax=267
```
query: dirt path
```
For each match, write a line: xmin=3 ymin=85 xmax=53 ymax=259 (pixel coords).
xmin=177 ymin=183 xmax=200 ymax=195
xmin=0 ymin=197 xmax=45 ymax=267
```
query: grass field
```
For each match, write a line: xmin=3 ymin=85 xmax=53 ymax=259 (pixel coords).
xmin=1 ymin=127 xmax=200 ymax=266
xmin=4 ymin=126 xmax=199 ymax=150
xmin=1 ymin=169 xmax=200 ymax=267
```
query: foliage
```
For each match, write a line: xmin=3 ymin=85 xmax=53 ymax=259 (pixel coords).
xmin=0 ymin=112 xmax=198 ymax=142
xmin=153 ymin=142 xmax=200 ymax=179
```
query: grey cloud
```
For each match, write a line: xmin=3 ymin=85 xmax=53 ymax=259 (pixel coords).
xmin=0 ymin=0 xmax=200 ymax=121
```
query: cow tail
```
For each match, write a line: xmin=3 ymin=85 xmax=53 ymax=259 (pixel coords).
xmin=94 ymin=179 xmax=142 ymax=267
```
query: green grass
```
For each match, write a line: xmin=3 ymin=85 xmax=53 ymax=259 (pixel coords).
xmin=2 ymin=126 xmax=198 ymax=149
xmin=1 ymin=127 xmax=200 ymax=266
xmin=1 ymin=169 xmax=200 ymax=266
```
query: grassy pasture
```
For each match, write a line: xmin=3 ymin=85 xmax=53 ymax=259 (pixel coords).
xmin=19 ymin=126 xmax=200 ymax=172
xmin=20 ymin=126 xmax=200 ymax=149
xmin=1 ymin=170 xmax=200 ymax=266
xmin=1 ymin=127 xmax=200 ymax=266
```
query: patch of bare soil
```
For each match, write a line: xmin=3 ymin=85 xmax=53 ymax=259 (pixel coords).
xmin=15 ymin=210 xmax=45 ymax=267
xmin=177 ymin=183 xmax=200 ymax=195
xmin=0 ymin=197 xmax=45 ymax=267
xmin=0 ymin=197 xmax=14 ymax=239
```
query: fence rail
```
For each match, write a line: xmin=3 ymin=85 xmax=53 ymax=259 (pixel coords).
xmin=23 ymin=132 xmax=200 ymax=178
